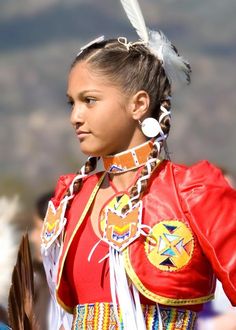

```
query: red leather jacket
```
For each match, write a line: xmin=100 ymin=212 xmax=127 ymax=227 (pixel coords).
xmin=50 ymin=160 xmax=236 ymax=313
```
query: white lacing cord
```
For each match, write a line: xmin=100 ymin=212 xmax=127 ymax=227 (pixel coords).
xmin=156 ymin=303 xmax=164 ymax=330
xmin=67 ymin=156 xmax=102 ymax=201
xmin=87 ymin=241 xmax=110 ymax=264
xmin=128 ymin=156 xmax=159 ymax=209
xmin=109 ymin=249 xmax=146 ymax=330
xmin=87 ymin=239 xmax=102 ymax=262
xmin=132 ymin=284 xmax=146 ymax=329
xmin=88 ymin=245 xmax=140 ymax=330
xmin=159 ymin=105 xmax=171 ymax=123
xmin=159 ymin=105 xmax=171 ymax=161
xmin=109 ymin=248 xmax=120 ymax=326
xmin=88 ymin=240 xmax=155 ymax=330
xmin=108 ymin=225 xmax=152 ymax=329
xmin=140 ymin=223 xmax=152 ymax=237
xmin=118 ymin=37 xmax=145 ymax=50
xmin=68 ymin=165 xmax=87 ymax=196
xmin=128 ymin=105 xmax=171 ymax=208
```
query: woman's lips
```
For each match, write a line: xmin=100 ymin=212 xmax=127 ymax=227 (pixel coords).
xmin=76 ymin=130 xmax=90 ymax=140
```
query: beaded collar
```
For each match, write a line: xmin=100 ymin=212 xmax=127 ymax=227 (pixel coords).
xmin=102 ymin=140 xmax=153 ymax=173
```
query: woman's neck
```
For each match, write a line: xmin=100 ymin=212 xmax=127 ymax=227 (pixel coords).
xmin=108 ymin=168 xmax=140 ymax=192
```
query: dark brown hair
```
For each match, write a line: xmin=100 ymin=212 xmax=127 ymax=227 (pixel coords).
xmin=72 ymin=39 xmax=171 ymax=125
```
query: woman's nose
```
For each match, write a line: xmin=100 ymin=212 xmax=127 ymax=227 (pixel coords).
xmin=70 ymin=104 xmax=84 ymax=126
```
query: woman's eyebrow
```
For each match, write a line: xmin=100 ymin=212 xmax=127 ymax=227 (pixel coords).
xmin=66 ymin=89 xmax=102 ymax=98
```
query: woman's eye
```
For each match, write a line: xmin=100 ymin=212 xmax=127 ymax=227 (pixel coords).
xmin=85 ymin=97 xmax=96 ymax=105
xmin=67 ymin=100 xmax=74 ymax=108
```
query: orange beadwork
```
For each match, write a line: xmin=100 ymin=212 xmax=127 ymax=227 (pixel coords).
xmin=41 ymin=198 xmax=68 ymax=248
xmin=102 ymin=140 xmax=153 ymax=173
xmin=102 ymin=200 xmax=143 ymax=251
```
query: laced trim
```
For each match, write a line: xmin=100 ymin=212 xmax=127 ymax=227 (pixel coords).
xmin=128 ymin=155 xmax=162 ymax=210
xmin=126 ymin=103 xmax=170 ymax=209
xmin=159 ymin=105 xmax=171 ymax=123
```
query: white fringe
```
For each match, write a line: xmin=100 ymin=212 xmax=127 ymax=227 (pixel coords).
xmin=109 ymin=248 xmax=146 ymax=330
xmin=41 ymin=238 xmax=73 ymax=330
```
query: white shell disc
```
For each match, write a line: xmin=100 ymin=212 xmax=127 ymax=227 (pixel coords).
xmin=141 ymin=118 xmax=161 ymax=138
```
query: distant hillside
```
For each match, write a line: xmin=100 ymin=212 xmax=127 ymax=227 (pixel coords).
xmin=1 ymin=0 xmax=236 ymax=52
xmin=0 ymin=0 xmax=235 ymax=200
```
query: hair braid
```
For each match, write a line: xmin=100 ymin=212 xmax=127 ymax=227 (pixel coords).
xmin=64 ymin=157 xmax=98 ymax=204
xmin=159 ymin=99 xmax=171 ymax=135
xmin=159 ymin=97 xmax=171 ymax=159
xmin=121 ymin=144 xmax=158 ymax=214
xmin=120 ymin=92 xmax=171 ymax=214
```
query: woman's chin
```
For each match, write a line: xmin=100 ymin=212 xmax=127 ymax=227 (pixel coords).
xmin=79 ymin=140 xmax=118 ymax=158
xmin=79 ymin=145 xmax=103 ymax=157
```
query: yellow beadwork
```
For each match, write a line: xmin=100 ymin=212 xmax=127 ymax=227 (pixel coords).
xmin=145 ymin=220 xmax=194 ymax=271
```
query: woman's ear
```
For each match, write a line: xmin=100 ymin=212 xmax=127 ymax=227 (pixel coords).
xmin=128 ymin=90 xmax=150 ymax=120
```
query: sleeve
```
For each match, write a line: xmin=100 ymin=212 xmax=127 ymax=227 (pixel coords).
xmin=177 ymin=161 xmax=236 ymax=305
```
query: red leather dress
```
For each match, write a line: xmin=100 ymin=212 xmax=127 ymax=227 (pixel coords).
xmin=50 ymin=160 xmax=236 ymax=313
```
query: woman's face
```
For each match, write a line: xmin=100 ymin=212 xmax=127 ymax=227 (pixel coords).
xmin=67 ymin=61 xmax=141 ymax=156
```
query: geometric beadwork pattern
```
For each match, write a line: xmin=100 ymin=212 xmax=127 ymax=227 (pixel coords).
xmin=72 ymin=302 xmax=120 ymax=330
xmin=41 ymin=199 xmax=68 ymax=249
xmin=99 ymin=193 xmax=142 ymax=252
xmin=100 ymin=194 xmax=130 ymax=234
xmin=72 ymin=302 xmax=197 ymax=329
xmin=145 ymin=220 xmax=194 ymax=272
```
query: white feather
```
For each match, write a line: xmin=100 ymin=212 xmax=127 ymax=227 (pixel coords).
xmin=120 ymin=0 xmax=149 ymax=42
xmin=120 ymin=0 xmax=191 ymax=85
xmin=148 ymin=30 xmax=191 ymax=84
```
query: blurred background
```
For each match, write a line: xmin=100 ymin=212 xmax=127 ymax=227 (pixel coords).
xmin=0 ymin=0 xmax=236 ymax=204
xmin=0 ymin=0 xmax=235 ymax=327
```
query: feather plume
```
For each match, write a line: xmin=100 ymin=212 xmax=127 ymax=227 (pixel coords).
xmin=148 ymin=30 xmax=191 ymax=84
xmin=120 ymin=0 xmax=149 ymax=42
xmin=120 ymin=0 xmax=191 ymax=85
xmin=8 ymin=234 xmax=40 ymax=330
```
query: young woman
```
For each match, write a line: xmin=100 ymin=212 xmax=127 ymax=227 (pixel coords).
xmin=41 ymin=1 xmax=236 ymax=329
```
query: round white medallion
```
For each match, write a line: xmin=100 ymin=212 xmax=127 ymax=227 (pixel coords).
xmin=141 ymin=118 xmax=161 ymax=138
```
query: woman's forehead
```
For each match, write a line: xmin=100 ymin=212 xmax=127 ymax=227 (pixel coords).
xmin=68 ymin=61 xmax=122 ymax=95
xmin=69 ymin=61 xmax=99 ymax=82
